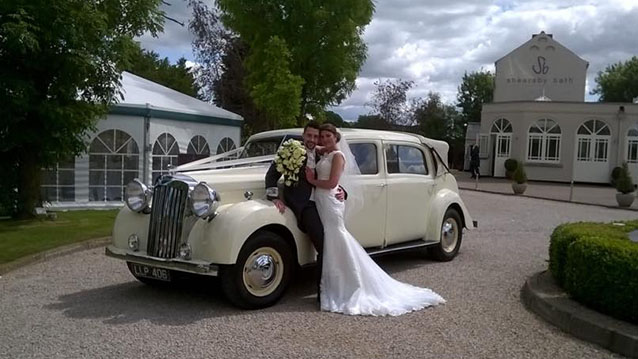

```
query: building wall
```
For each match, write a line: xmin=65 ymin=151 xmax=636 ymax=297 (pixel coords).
xmin=481 ymin=102 xmax=638 ymax=183
xmin=494 ymin=32 xmax=588 ymax=103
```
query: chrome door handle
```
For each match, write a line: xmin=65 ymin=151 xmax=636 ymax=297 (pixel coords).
xmin=377 ymin=183 xmax=387 ymax=188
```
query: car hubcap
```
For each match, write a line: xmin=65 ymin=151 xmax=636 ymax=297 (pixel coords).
xmin=441 ymin=218 xmax=459 ymax=253
xmin=243 ymin=247 xmax=283 ymax=297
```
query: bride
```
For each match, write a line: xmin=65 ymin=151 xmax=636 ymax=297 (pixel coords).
xmin=305 ymin=123 xmax=446 ymax=316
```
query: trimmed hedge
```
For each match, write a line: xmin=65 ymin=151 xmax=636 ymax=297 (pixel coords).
xmin=549 ymin=221 xmax=638 ymax=324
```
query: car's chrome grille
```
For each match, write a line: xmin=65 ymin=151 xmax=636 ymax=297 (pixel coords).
xmin=147 ymin=180 xmax=189 ymax=258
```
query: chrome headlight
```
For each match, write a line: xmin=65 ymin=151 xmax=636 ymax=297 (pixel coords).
xmin=191 ymin=182 xmax=220 ymax=218
xmin=125 ymin=179 xmax=151 ymax=212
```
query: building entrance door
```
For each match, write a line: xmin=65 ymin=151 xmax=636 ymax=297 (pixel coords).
xmin=490 ymin=118 xmax=512 ymax=177
xmin=573 ymin=120 xmax=611 ymax=183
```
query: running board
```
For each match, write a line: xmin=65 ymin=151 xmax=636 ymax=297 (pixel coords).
xmin=366 ymin=239 xmax=437 ymax=257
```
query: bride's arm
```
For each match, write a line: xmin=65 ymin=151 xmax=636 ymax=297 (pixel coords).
xmin=306 ymin=153 xmax=345 ymax=189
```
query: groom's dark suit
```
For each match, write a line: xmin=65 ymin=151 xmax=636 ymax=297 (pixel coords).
xmin=265 ymin=150 xmax=325 ymax=296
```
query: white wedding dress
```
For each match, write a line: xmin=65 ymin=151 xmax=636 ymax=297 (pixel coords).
xmin=315 ymin=150 xmax=446 ymax=316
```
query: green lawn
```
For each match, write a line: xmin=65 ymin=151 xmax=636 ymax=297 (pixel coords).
xmin=0 ymin=210 xmax=118 ymax=265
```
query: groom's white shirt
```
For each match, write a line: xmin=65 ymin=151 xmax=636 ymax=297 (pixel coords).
xmin=306 ymin=146 xmax=316 ymax=201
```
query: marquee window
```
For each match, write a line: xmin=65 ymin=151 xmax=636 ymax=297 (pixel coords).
xmin=217 ymin=137 xmax=236 ymax=154
xmin=527 ymin=119 xmax=561 ymax=162
xmin=152 ymin=133 xmax=180 ymax=183
xmin=187 ymin=135 xmax=210 ymax=156
xmin=627 ymin=128 xmax=638 ymax=164
xmin=41 ymin=157 xmax=75 ymax=202
xmin=89 ymin=130 xmax=139 ymax=202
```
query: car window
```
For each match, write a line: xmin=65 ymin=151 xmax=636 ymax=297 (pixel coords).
xmin=239 ymin=135 xmax=302 ymax=158
xmin=385 ymin=144 xmax=429 ymax=175
xmin=350 ymin=143 xmax=378 ymax=175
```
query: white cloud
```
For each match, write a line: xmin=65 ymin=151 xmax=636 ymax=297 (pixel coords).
xmin=139 ymin=0 xmax=638 ymax=121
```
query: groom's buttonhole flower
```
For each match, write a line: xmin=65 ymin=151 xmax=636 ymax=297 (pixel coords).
xmin=275 ymin=139 xmax=306 ymax=186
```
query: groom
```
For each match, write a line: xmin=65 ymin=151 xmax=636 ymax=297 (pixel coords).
xmin=265 ymin=121 xmax=344 ymax=301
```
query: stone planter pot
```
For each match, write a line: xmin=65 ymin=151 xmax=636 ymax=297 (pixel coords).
xmin=512 ymin=183 xmax=527 ymax=195
xmin=616 ymin=192 xmax=635 ymax=207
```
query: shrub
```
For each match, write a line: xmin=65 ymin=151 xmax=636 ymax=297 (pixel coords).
xmin=564 ymin=236 xmax=638 ymax=323
xmin=610 ymin=166 xmax=622 ymax=186
xmin=615 ymin=162 xmax=634 ymax=194
xmin=512 ymin=164 xmax=527 ymax=184
xmin=504 ymin=159 xmax=518 ymax=179
xmin=549 ymin=221 xmax=638 ymax=324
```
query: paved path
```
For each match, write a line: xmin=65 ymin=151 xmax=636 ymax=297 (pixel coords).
xmin=453 ymin=170 xmax=628 ymax=209
xmin=1 ymin=191 xmax=635 ymax=359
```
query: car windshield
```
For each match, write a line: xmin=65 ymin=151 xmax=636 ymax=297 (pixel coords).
xmin=239 ymin=135 xmax=303 ymax=159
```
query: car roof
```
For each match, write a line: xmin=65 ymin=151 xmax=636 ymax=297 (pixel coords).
xmin=246 ymin=128 xmax=424 ymax=144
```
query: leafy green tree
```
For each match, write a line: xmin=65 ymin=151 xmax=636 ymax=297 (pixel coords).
xmin=125 ymin=45 xmax=200 ymax=97
xmin=322 ymin=111 xmax=351 ymax=128
xmin=457 ymin=70 xmax=494 ymax=123
xmin=217 ymin=0 xmax=374 ymax=126
xmin=0 ymin=0 xmax=164 ymax=217
xmin=353 ymin=114 xmax=391 ymax=130
xmin=592 ymin=56 xmax=638 ymax=102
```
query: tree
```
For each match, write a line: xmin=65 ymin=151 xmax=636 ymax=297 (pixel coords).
xmin=322 ymin=111 xmax=351 ymax=128
xmin=0 ymin=0 xmax=164 ymax=217
xmin=592 ymin=56 xmax=638 ymax=103
xmin=125 ymin=45 xmax=200 ymax=98
xmin=368 ymin=79 xmax=415 ymax=127
xmin=217 ymin=0 xmax=374 ymax=126
xmin=456 ymin=70 xmax=494 ymax=123
xmin=413 ymin=92 xmax=464 ymax=168
xmin=353 ymin=114 xmax=391 ymax=130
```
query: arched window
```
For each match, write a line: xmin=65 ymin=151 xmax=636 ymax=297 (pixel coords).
xmin=152 ymin=133 xmax=180 ymax=183
xmin=89 ymin=129 xmax=139 ymax=201
xmin=187 ymin=135 xmax=210 ymax=155
xmin=527 ymin=119 xmax=561 ymax=162
xmin=576 ymin=120 xmax=611 ymax=162
xmin=216 ymin=137 xmax=236 ymax=154
xmin=41 ymin=156 xmax=75 ymax=202
xmin=490 ymin=118 xmax=512 ymax=133
xmin=627 ymin=128 xmax=638 ymax=163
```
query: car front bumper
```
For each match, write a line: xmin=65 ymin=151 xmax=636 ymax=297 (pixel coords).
xmin=105 ymin=245 xmax=219 ymax=276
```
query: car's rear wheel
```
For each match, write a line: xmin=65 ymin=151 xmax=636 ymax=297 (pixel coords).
xmin=220 ymin=230 xmax=294 ymax=309
xmin=431 ymin=208 xmax=463 ymax=261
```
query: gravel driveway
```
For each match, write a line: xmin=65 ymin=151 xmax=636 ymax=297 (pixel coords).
xmin=1 ymin=191 xmax=635 ymax=359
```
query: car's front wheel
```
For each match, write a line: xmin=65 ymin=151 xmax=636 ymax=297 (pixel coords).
xmin=220 ymin=230 xmax=294 ymax=309
xmin=431 ymin=208 xmax=463 ymax=261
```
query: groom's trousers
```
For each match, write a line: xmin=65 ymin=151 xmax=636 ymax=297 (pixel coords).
xmin=300 ymin=202 xmax=324 ymax=297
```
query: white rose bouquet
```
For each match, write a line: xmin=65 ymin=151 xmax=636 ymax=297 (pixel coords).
xmin=275 ymin=139 xmax=306 ymax=186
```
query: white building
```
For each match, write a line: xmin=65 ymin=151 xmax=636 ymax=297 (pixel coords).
xmin=470 ymin=32 xmax=638 ymax=184
xmin=41 ymin=72 xmax=243 ymax=208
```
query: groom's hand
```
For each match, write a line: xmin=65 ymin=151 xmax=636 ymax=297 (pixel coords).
xmin=335 ymin=187 xmax=345 ymax=202
xmin=273 ymin=199 xmax=286 ymax=214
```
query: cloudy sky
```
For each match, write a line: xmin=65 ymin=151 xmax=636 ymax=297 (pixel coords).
xmin=138 ymin=0 xmax=638 ymax=121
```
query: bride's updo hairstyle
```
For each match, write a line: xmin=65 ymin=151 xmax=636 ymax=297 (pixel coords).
xmin=319 ymin=123 xmax=341 ymax=142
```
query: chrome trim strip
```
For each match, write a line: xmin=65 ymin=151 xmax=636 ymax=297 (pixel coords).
xmin=106 ymin=246 xmax=218 ymax=276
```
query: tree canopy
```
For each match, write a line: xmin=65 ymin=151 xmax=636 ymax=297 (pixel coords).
xmin=456 ymin=70 xmax=494 ymax=123
xmin=592 ymin=56 xmax=638 ymax=103
xmin=367 ymin=79 xmax=415 ymax=128
xmin=0 ymin=0 xmax=164 ymax=217
xmin=216 ymin=0 xmax=374 ymax=126
xmin=125 ymin=45 xmax=200 ymax=98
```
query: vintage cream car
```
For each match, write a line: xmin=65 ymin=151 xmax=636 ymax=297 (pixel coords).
xmin=106 ymin=128 xmax=475 ymax=309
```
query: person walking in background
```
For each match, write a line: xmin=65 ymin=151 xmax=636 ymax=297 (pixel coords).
xmin=470 ymin=144 xmax=480 ymax=179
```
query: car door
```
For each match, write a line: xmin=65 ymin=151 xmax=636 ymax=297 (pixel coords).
xmin=345 ymin=140 xmax=387 ymax=248
xmin=383 ymin=142 xmax=435 ymax=245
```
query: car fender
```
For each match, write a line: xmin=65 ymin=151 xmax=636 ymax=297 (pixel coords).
xmin=186 ymin=199 xmax=316 ymax=265
xmin=425 ymin=188 xmax=475 ymax=242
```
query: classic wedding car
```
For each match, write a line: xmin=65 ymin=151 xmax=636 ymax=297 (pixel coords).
xmin=106 ymin=128 xmax=475 ymax=308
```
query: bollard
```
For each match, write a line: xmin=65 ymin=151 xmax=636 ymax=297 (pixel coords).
xmin=475 ymin=173 xmax=479 ymax=190
xmin=568 ymin=180 xmax=574 ymax=202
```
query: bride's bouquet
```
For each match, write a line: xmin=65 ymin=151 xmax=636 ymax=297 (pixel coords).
xmin=275 ymin=139 xmax=306 ymax=186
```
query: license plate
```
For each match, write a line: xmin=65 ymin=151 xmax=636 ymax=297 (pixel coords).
xmin=131 ymin=263 xmax=171 ymax=282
